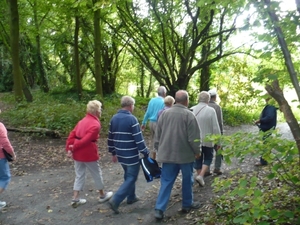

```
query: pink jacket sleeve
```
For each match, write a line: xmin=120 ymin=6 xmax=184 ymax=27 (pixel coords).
xmin=0 ymin=122 xmax=14 ymax=156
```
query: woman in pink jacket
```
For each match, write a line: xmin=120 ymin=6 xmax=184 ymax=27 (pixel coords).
xmin=66 ymin=100 xmax=112 ymax=207
xmin=0 ymin=119 xmax=16 ymax=209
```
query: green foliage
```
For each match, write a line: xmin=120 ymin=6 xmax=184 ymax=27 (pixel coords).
xmin=222 ymin=106 xmax=258 ymax=126
xmin=0 ymin=90 xmax=150 ymax=137
xmin=209 ymin=131 xmax=300 ymax=225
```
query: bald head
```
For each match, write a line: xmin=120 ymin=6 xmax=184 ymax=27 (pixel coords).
xmin=175 ymin=90 xmax=189 ymax=106
xmin=157 ymin=86 xmax=167 ymax=97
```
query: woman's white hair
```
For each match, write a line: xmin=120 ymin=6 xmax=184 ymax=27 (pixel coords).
xmin=164 ymin=95 xmax=175 ymax=107
xmin=87 ymin=100 xmax=102 ymax=115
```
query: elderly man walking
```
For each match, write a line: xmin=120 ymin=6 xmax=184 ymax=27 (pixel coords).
xmin=193 ymin=91 xmax=221 ymax=187
xmin=108 ymin=96 xmax=149 ymax=214
xmin=208 ymin=89 xmax=224 ymax=175
xmin=154 ymin=90 xmax=202 ymax=220
xmin=141 ymin=86 xmax=167 ymax=159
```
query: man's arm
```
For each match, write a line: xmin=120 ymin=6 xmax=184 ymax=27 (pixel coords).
xmin=132 ymin=119 xmax=149 ymax=157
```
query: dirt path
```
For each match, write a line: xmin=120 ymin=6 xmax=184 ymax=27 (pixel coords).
xmin=0 ymin=123 xmax=292 ymax=225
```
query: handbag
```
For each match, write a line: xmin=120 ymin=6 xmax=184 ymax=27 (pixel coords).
xmin=2 ymin=148 xmax=13 ymax=162
xmin=140 ymin=157 xmax=161 ymax=182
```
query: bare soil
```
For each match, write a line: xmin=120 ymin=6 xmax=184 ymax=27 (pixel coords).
xmin=0 ymin=123 xmax=292 ymax=225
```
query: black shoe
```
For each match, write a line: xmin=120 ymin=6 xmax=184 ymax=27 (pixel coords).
xmin=181 ymin=202 xmax=201 ymax=213
xmin=154 ymin=209 xmax=164 ymax=220
xmin=108 ymin=199 xmax=119 ymax=214
xmin=213 ymin=169 xmax=223 ymax=175
xmin=127 ymin=197 xmax=140 ymax=204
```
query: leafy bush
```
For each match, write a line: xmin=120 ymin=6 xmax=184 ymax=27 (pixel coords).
xmin=209 ymin=131 xmax=300 ymax=225
xmin=0 ymin=90 xmax=150 ymax=137
xmin=222 ymin=106 xmax=259 ymax=126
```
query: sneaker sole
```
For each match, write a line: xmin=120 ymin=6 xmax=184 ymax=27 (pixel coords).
xmin=71 ymin=202 xmax=79 ymax=208
xmin=195 ymin=179 xmax=205 ymax=187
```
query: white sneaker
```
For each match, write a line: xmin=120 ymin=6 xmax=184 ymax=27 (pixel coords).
xmin=71 ymin=198 xmax=86 ymax=208
xmin=195 ymin=175 xmax=205 ymax=186
xmin=99 ymin=191 xmax=113 ymax=203
xmin=0 ymin=201 xmax=6 ymax=209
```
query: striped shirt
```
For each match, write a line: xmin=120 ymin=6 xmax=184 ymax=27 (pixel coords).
xmin=108 ymin=110 xmax=149 ymax=166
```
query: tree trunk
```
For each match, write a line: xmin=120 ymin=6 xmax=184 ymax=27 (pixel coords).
xmin=8 ymin=0 xmax=23 ymax=102
xmin=139 ymin=63 xmax=145 ymax=97
xmin=266 ymin=80 xmax=300 ymax=162
xmin=264 ymin=0 xmax=300 ymax=101
xmin=33 ymin=0 xmax=49 ymax=93
xmin=93 ymin=0 xmax=103 ymax=97
xmin=264 ymin=0 xmax=300 ymax=161
xmin=74 ymin=15 xmax=82 ymax=100
xmin=200 ymin=65 xmax=210 ymax=92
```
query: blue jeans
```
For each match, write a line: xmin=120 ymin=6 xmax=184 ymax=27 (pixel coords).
xmin=111 ymin=163 xmax=140 ymax=207
xmin=155 ymin=162 xmax=194 ymax=212
xmin=0 ymin=158 xmax=11 ymax=190
xmin=194 ymin=146 xmax=214 ymax=170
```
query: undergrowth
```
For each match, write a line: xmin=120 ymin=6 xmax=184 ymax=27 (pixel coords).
xmin=206 ymin=131 xmax=300 ymax=225
xmin=0 ymin=90 xmax=150 ymax=136
xmin=0 ymin=89 xmax=278 ymax=136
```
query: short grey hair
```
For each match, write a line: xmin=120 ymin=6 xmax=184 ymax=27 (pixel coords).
xmin=87 ymin=100 xmax=102 ymax=115
xmin=198 ymin=91 xmax=210 ymax=103
xmin=121 ymin=96 xmax=135 ymax=107
xmin=157 ymin=86 xmax=167 ymax=97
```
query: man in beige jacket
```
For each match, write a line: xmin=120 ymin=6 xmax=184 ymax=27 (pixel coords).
xmin=192 ymin=91 xmax=221 ymax=187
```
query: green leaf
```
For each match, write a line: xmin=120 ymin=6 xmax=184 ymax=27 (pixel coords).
xmin=254 ymin=189 xmax=262 ymax=197
xmin=237 ymin=189 xmax=247 ymax=196
xmin=267 ymin=172 xmax=275 ymax=179
xmin=269 ymin=209 xmax=279 ymax=218
xmin=258 ymin=222 xmax=270 ymax=225
xmin=239 ymin=179 xmax=248 ymax=187
xmin=266 ymin=74 xmax=278 ymax=80
xmin=284 ymin=211 xmax=294 ymax=218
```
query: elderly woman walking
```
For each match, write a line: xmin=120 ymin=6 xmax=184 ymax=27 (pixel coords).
xmin=0 ymin=110 xmax=16 ymax=209
xmin=66 ymin=100 xmax=112 ymax=207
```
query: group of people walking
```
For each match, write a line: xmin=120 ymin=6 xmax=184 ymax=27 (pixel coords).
xmin=142 ymin=88 xmax=223 ymax=219
xmin=64 ymin=87 xmax=224 ymax=219
xmin=0 ymin=85 xmax=276 ymax=221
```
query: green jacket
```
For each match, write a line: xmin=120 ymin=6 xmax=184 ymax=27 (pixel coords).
xmin=155 ymin=104 xmax=201 ymax=164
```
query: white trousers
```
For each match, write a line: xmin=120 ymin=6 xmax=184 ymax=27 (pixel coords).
xmin=73 ymin=160 xmax=104 ymax=191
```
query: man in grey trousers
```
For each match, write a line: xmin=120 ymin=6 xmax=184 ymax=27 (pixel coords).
xmin=208 ymin=89 xmax=223 ymax=175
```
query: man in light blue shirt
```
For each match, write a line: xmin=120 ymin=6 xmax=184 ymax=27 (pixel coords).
xmin=141 ymin=86 xmax=166 ymax=159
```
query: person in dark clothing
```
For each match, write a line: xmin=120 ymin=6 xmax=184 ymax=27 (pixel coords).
xmin=254 ymin=97 xmax=277 ymax=166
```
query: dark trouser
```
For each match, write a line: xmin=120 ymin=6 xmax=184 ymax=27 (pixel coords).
xmin=260 ymin=132 xmax=272 ymax=165
xmin=260 ymin=157 xmax=268 ymax=165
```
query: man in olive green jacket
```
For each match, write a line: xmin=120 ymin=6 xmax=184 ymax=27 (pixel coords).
xmin=154 ymin=90 xmax=202 ymax=220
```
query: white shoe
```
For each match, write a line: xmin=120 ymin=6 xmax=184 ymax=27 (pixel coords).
xmin=71 ymin=198 xmax=86 ymax=208
xmin=99 ymin=191 xmax=113 ymax=203
xmin=195 ymin=175 xmax=205 ymax=186
xmin=0 ymin=201 xmax=6 ymax=209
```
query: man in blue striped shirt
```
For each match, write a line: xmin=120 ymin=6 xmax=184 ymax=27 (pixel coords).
xmin=108 ymin=96 xmax=149 ymax=214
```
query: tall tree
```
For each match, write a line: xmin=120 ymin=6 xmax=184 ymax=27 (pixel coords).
xmin=31 ymin=0 xmax=50 ymax=92
xmin=7 ymin=0 xmax=23 ymax=101
xmin=260 ymin=0 xmax=300 ymax=157
xmin=74 ymin=15 xmax=82 ymax=99
xmin=114 ymin=0 xmax=248 ymax=96
xmin=93 ymin=0 xmax=103 ymax=97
